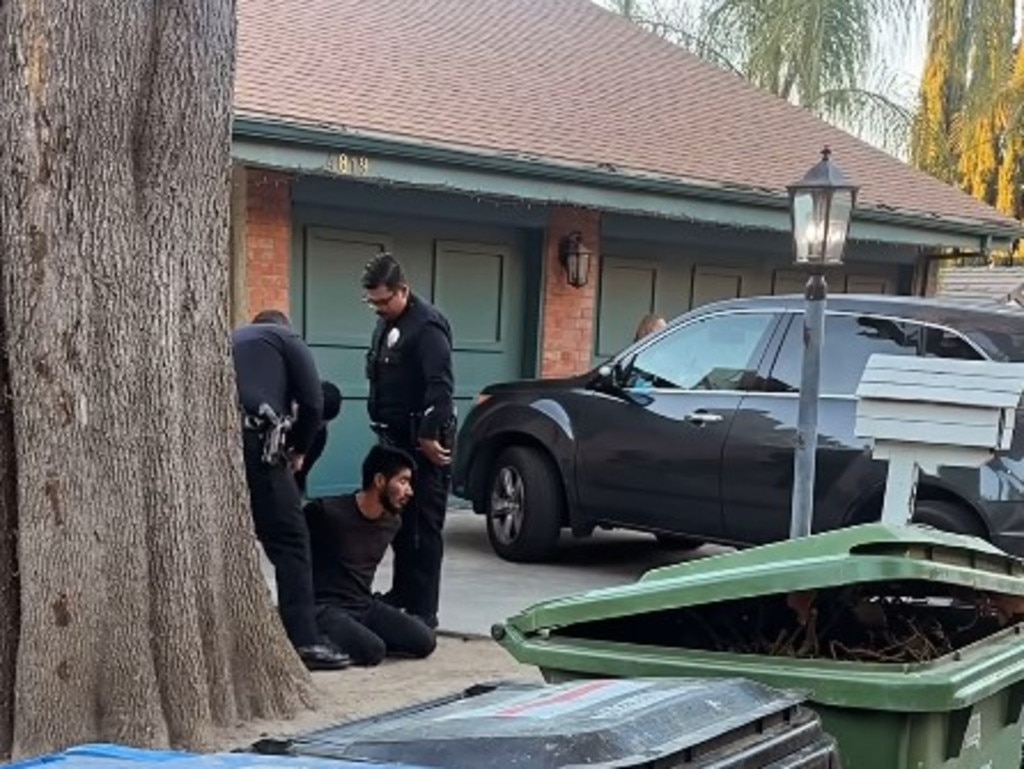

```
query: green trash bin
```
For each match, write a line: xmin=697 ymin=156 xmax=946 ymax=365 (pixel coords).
xmin=493 ymin=523 xmax=1024 ymax=769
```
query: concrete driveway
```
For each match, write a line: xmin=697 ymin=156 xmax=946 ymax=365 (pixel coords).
xmin=378 ymin=510 xmax=732 ymax=636
xmin=262 ymin=508 xmax=731 ymax=637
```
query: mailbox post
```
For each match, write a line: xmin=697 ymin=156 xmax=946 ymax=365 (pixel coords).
xmin=855 ymin=353 xmax=1024 ymax=527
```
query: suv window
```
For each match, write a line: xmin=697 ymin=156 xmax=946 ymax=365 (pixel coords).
xmin=922 ymin=326 xmax=984 ymax=360
xmin=624 ymin=312 xmax=776 ymax=391
xmin=767 ymin=314 xmax=922 ymax=395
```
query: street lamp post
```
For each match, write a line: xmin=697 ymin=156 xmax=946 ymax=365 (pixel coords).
xmin=788 ymin=147 xmax=859 ymax=540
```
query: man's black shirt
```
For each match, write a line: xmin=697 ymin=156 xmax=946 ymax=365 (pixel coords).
xmin=232 ymin=322 xmax=323 ymax=453
xmin=305 ymin=494 xmax=401 ymax=609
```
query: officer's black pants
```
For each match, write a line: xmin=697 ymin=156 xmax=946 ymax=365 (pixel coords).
xmin=316 ymin=600 xmax=436 ymax=666
xmin=387 ymin=449 xmax=449 ymax=622
xmin=242 ymin=431 xmax=319 ymax=648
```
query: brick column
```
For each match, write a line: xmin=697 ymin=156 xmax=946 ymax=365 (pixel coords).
xmin=540 ymin=207 xmax=601 ymax=378
xmin=243 ymin=169 xmax=293 ymax=321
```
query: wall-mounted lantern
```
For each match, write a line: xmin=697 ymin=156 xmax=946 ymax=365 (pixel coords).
xmin=558 ymin=231 xmax=592 ymax=288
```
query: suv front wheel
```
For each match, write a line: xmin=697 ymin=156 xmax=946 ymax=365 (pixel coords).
xmin=912 ymin=499 xmax=987 ymax=539
xmin=485 ymin=446 xmax=563 ymax=562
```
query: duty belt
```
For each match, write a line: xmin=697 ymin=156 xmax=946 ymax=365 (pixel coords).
xmin=240 ymin=404 xmax=294 ymax=464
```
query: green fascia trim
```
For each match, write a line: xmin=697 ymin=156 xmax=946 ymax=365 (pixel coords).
xmin=232 ymin=116 xmax=1023 ymax=247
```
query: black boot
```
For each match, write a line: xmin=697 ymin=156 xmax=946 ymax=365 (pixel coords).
xmin=297 ymin=643 xmax=350 ymax=671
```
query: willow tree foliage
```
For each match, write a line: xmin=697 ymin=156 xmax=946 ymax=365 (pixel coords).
xmin=601 ymin=0 xmax=920 ymax=156
xmin=912 ymin=0 xmax=1023 ymax=222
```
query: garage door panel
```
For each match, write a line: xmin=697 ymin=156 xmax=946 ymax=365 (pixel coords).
xmin=654 ymin=265 xmax=694 ymax=320
xmin=772 ymin=269 xmax=808 ymax=295
xmin=433 ymin=240 xmax=523 ymax=389
xmin=597 ymin=261 xmax=656 ymax=356
xmin=304 ymin=229 xmax=390 ymax=346
xmin=692 ymin=267 xmax=746 ymax=307
xmin=846 ymin=275 xmax=890 ymax=294
xmin=434 ymin=242 xmax=505 ymax=349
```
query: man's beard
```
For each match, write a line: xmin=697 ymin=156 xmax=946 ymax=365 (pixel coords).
xmin=381 ymin=490 xmax=402 ymax=515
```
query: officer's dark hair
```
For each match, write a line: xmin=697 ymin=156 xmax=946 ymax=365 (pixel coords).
xmin=361 ymin=253 xmax=406 ymax=291
xmin=361 ymin=445 xmax=416 ymax=490
xmin=252 ymin=309 xmax=290 ymax=326
xmin=322 ymin=380 xmax=342 ymax=421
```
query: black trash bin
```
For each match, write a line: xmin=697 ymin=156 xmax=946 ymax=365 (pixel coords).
xmin=268 ymin=678 xmax=841 ymax=768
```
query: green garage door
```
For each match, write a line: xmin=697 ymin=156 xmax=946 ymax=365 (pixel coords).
xmin=296 ymin=227 xmax=524 ymax=496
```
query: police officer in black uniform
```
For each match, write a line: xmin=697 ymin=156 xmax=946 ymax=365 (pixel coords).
xmin=232 ymin=309 xmax=349 ymax=671
xmin=362 ymin=254 xmax=455 ymax=630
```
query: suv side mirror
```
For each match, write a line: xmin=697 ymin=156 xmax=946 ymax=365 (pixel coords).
xmin=597 ymin=358 xmax=633 ymax=390
xmin=596 ymin=358 xmax=652 ymax=406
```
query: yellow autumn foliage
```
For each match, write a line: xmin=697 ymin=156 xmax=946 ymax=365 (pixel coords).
xmin=913 ymin=0 xmax=1021 ymax=245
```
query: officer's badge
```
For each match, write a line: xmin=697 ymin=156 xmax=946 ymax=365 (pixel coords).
xmin=386 ymin=327 xmax=400 ymax=348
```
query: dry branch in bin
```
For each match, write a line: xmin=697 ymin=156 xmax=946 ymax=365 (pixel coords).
xmin=559 ymin=581 xmax=1024 ymax=663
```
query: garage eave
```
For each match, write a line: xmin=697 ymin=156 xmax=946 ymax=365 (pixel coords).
xmin=232 ymin=115 xmax=1022 ymax=252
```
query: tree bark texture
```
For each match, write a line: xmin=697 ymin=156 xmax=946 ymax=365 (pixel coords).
xmin=0 ymin=1 xmax=315 ymax=757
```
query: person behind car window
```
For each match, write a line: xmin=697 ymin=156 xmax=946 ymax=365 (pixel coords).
xmin=634 ymin=313 xmax=667 ymax=341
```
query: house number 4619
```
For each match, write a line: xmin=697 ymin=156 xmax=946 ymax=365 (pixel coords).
xmin=327 ymin=153 xmax=371 ymax=176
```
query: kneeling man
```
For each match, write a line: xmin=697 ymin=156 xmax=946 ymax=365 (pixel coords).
xmin=305 ymin=445 xmax=437 ymax=666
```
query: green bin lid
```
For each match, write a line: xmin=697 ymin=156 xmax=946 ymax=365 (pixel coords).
xmin=498 ymin=524 xmax=1024 ymax=712
xmin=507 ymin=523 xmax=1024 ymax=635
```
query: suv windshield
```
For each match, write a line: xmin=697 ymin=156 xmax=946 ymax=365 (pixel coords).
xmin=963 ymin=324 xmax=1024 ymax=362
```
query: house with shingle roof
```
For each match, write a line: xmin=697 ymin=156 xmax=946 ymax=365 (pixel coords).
xmin=229 ymin=0 xmax=1023 ymax=493
xmin=936 ymin=267 xmax=1024 ymax=307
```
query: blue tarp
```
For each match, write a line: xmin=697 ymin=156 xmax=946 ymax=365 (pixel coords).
xmin=8 ymin=744 xmax=419 ymax=769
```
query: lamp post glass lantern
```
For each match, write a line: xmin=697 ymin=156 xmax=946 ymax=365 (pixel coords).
xmin=789 ymin=148 xmax=857 ymax=266
xmin=787 ymin=147 xmax=858 ymax=540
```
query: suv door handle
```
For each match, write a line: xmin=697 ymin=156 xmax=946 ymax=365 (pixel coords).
xmin=684 ymin=411 xmax=723 ymax=425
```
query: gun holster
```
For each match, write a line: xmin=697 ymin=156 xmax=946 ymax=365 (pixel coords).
xmin=257 ymin=404 xmax=294 ymax=466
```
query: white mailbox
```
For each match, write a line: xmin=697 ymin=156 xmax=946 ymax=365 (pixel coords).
xmin=855 ymin=353 xmax=1024 ymax=527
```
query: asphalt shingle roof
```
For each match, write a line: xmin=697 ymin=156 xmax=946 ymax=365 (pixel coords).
xmin=235 ymin=0 xmax=1020 ymax=232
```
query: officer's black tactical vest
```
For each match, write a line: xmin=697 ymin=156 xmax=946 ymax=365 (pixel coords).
xmin=366 ymin=295 xmax=452 ymax=436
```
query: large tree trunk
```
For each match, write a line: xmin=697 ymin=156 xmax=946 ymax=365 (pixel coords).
xmin=0 ymin=1 xmax=315 ymax=758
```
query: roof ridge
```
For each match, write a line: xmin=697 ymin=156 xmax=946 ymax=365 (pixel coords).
xmin=234 ymin=0 xmax=1021 ymax=232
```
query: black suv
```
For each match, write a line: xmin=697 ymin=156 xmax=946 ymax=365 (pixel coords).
xmin=452 ymin=295 xmax=1024 ymax=562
